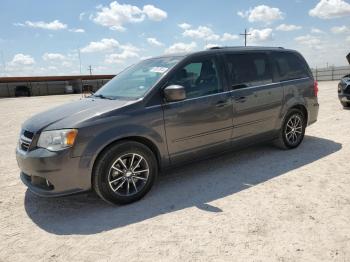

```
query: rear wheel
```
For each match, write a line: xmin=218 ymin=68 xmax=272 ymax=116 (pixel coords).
xmin=93 ymin=141 xmax=158 ymax=205
xmin=274 ymin=109 xmax=306 ymax=149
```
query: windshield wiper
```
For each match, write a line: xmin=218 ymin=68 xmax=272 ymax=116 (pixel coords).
xmin=92 ymin=94 xmax=114 ymax=100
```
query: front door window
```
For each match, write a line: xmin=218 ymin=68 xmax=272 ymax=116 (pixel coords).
xmin=168 ymin=58 xmax=222 ymax=99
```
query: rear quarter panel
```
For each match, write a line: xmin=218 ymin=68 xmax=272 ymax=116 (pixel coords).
xmin=278 ymin=77 xmax=317 ymax=129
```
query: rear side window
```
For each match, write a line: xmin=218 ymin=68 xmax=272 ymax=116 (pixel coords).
xmin=272 ymin=52 xmax=310 ymax=81
xmin=225 ymin=53 xmax=273 ymax=88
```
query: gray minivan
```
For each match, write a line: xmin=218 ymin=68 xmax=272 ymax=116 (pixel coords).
xmin=16 ymin=47 xmax=319 ymax=204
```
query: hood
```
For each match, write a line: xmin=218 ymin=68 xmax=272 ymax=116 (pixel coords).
xmin=22 ymin=98 xmax=136 ymax=133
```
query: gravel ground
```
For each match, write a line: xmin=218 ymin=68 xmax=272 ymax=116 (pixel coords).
xmin=0 ymin=81 xmax=349 ymax=262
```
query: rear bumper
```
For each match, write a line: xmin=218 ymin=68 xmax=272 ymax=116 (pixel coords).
xmin=307 ymin=101 xmax=319 ymax=126
xmin=16 ymin=147 xmax=91 ymax=197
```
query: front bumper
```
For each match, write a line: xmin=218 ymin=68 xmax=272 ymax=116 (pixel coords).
xmin=338 ymin=94 xmax=350 ymax=103
xmin=16 ymin=147 xmax=91 ymax=197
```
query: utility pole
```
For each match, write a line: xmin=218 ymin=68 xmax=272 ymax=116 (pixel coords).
xmin=78 ymin=48 xmax=82 ymax=75
xmin=1 ymin=51 xmax=6 ymax=77
xmin=240 ymin=28 xmax=251 ymax=47
xmin=88 ymin=65 xmax=93 ymax=75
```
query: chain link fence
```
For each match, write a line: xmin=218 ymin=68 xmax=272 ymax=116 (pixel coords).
xmin=311 ymin=66 xmax=350 ymax=81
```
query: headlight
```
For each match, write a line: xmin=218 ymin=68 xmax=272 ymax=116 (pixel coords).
xmin=37 ymin=129 xmax=78 ymax=151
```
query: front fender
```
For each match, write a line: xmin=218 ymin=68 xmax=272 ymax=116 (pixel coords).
xmin=74 ymin=105 xmax=169 ymax=175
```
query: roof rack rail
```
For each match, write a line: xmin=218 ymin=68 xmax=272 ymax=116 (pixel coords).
xmin=209 ymin=46 xmax=221 ymax=50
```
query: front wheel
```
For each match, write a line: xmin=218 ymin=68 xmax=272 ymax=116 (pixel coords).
xmin=274 ymin=109 xmax=306 ymax=149
xmin=341 ymin=101 xmax=350 ymax=108
xmin=93 ymin=141 xmax=158 ymax=205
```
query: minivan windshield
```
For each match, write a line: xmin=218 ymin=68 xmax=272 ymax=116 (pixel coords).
xmin=93 ymin=56 xmax=182 ymax=100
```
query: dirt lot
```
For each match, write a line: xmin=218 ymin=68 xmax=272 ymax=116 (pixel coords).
xmin=0 ymin=81 xmax=349 ymax=262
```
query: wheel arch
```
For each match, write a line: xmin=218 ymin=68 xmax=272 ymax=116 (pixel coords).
xmin=290 ymin=104 xmax=308 ymax=124
xmin=91 ymin=136 xmax=162 ymax=176
xmin=277 ymin=101 xmax=309 ymax=131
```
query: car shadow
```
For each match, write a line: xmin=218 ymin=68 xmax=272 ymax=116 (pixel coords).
xmin=24 ymin=136 xmax=341 ymax=235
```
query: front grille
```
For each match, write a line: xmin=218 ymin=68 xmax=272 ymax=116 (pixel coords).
xmin=19 ymin=130 xmax=34 ymax=152
xmin=23 ymin=130 xmax=34 ymax=139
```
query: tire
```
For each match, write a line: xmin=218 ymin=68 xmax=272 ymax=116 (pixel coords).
xmin=341 ymin=101 xmax=350 ymax=108
xmin=92 ymin=141 xmax=158 ymax=205
xmin=274 ymin=109 xmax=306 ymax=150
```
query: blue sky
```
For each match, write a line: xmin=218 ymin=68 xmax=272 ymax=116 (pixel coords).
xmin=0 ymin=0 xmax=350 ymax=76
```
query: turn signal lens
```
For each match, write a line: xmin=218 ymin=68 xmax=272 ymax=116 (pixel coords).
xmin=66 ymin=129 xmax=78 ymax=146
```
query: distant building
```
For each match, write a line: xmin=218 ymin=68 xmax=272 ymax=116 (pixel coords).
xmin=0 ymin=75 xmax=114 ymax=97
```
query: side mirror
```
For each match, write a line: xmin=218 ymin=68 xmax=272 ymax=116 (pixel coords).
xmin=164 ymin=85 xmax=186 ymax=102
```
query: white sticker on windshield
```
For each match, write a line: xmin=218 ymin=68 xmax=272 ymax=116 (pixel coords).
xmin=150 ymin=67 xmax=168 ymax=73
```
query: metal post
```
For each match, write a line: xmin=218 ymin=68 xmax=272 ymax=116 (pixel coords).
xmin=315 ymin=67 xmax=318 ymax=81
xmin=331 ymin=66 xmax=334 ymax=81
xmin=6 ymin=82 xmax=10 ymax=97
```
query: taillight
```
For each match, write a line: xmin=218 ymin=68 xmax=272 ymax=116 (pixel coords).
xmin=313 ymin=80 xmax=318 ymax=97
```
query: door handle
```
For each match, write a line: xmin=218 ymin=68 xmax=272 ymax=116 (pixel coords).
xmin=235 ymin=96 xmax=246 ymax=103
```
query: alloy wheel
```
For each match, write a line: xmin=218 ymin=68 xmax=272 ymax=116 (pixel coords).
xmin=285 ymin=114 xmax=303 ymax=145
xmin=108 ymin=153 xmax=149 ymax=196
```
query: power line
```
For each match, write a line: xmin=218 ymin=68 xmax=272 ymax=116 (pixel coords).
xmin=240 ymin=28 xmax=251 ymax=47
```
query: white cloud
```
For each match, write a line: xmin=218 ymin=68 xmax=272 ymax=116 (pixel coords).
xmin=14 ymin=20 xmax=67 ymax=30
xmin=331 ymin=25 xmax=350 ymax=33
xmin=9 ymin=54 xmax=35 ymax=66
xmin=238 ymin=5 xmax=284 ymax=23
xmin=311 ymin=27 xmax=325 ymax=34
xmin=183 ymin=26 xmax=220 ymax=41
xmin=276 ymin=24 xmax=302 ymax=31
xmin=147 ymin=37 xmax=164 ymax=46
xmin=105 ymin=50 xmax=139 ymax=64
xmin=347 ymin=36 xmax=350 ymax=42
xmin=42 ymin=53 xmax=66 ymax=61
xmin=309 ymin=0 xmax=350 ymax=19
xmin=69 ymin=28 xmax=85 ymax=33
xmin=221 ymin=33 xmax=239 ymax=41
xmin=80 ymin=38 xmax=140 ymax=63
xmin=248 ymin=28 xmax=273 ymax=42
xmin=165 ymin=42 xmax=197 ymax=54
xmin=178 ymin=23 xmax=191 ymax=30
xmin=205 ymin=43 xmax=220 ymax=49
xmin=119 ymin=43 xmax=140 ymax=53
xmin=92 ymin=1 xmax=167 ymax=31
xmin=295 ymin=34 xmax=322 ymax=48
xmin=182 ymin=25 xmax=239 ymax=42
xmin=143 ymin=5 xmax=167 ymax=21
xmin=80 ymin=38 xmax=120 ymax=53
xmin=292 ymin=33 xmax=349 ymax=68
xmin=79 ymin=12 xmax=86 ymax=20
